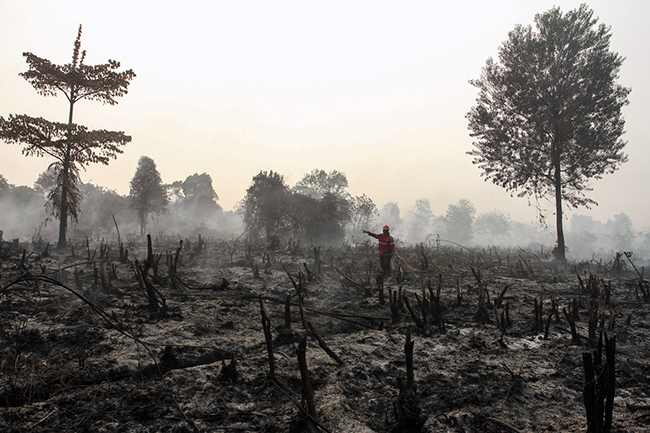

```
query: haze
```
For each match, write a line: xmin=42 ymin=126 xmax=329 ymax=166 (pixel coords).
xmin=1 ymin=0 xmax=649 ymax=232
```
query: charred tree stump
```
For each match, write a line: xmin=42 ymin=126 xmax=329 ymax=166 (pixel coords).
xmin=313 ymin=246 xmax=321 ymax=274
xmin=284 ymin=295 xmax=292 ymax=329
xmin=563 ymin=306 xmax=581 ymax=345
xmin=302 ymin=262 xmax=316 ymax=281
xmin=376 ymin=273 xmax=385 ymax=306
xmin=135 ymin=260 xmax=167 ymax=314
xmin=259 ymin=295 xmax=276 ymax=380
xmin=533 ymin=287 xmax=544 ymax=332
xmin=100 ymin=260 xmax=110 ymax=289
xmin=573 ymin=298 xmax=581 ymax=321
xmin=416 ymin=292 xmax=427 ymax=327
xmin=495 ymin=285 xmax=508 ymax=309
xmin=429 ymin=277 xmax=444 ymax=329
xmin=390 ymin=333 xmax=425 ymax=433
xmin=168 ymin=239 xmax=183 ymax=290
xmin=405 ymin=332 xmax=414 ymax=390
xmin=471 ymin=266 xmax=482 ymax=285
xmin=419 ymin=243 xmax=428 ymax=271
xmin=583 ymin=332 xmax=616 ymax=433
xmin=296 ymin=337 xmax=318 ymax=432
xmin=395 ymin=263 xmax=406 ymax=284
xmin=18 ymin=249 xmax=28 ymax=273
xmin=544 ymin=297 xmax=559 ymax=340
xmin=389 ymin=290 xmax=401 ymax=324
xmin=637 ymin=280 xmax=650 ymax=303
xmin=249 ymin=259 xmax=260 ymax=279
xmin=588 ymin=300 xmax=598 ymax=343
xmin=307 ymin=321 xmax=344 ymax=366
xmin=218 ymin=356 xmax=239 ymax=383
xmin=404 ymin=295 xmax=424 ymax=329
xmin=398 ymin=286 xmax=405 ymax=311
xmin=476 ymin=282 xmax=490 ymax=323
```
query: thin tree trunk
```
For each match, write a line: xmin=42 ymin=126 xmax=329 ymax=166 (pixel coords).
xmin=553 ymin=138 xmax=566 ymax=261
xmin=57 ymin=162 xmax=69 ymax=250
xmin=57 ymin=95 xmax=76 ymax=250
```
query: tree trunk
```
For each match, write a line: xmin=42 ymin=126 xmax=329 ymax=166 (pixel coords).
xmin=140 ymin=213 xmax=147 ymax=237
xmin=57 ymin=95 xmax=76 ymax=250
xmin=56 ymin=161 xmax=70 ymax=250
xmin=57 ymin=195 xmax=68 ymax=249
xmin=553 ymin=139 xmax=566 ymax=261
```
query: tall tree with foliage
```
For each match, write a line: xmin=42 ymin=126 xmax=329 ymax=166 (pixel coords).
xmin=466 ymin=4 xmax=629 ymax=260
xmin=443 ymin=199 xmax=476 ymax=245
xmin=474 ymin=210 xmax=511 ymax=245
xmin=181 ymin=173 xmax=222 ymax=214
xmin=348 ymin=194 xmax=378 ymax=234
xmin=129 ymin=156 xmax=169 ymax=236
xmin=240 ymin=170 xmax=291 ymax=241
xmin=380 ymin=201 xmax=401 ymax=232
xmin=406 ymin=198 xmax=434 ymax=243
xmin=0 ymin=25 xmax=135 ymax=249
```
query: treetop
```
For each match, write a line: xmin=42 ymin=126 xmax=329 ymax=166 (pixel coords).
xmin=19 ymin=24 xmax=135 ymax=106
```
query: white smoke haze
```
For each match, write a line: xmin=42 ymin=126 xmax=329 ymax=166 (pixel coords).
xmin=0 ymin=189 xmax=52 ymax=243
xmin=1 ymin=172 xmax=648 ymax=266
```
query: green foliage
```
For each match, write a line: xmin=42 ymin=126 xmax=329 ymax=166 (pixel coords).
xmin=380 ymin=201 xmax=401 ymax=231
xmin=474 ymin=210 xmax=510 ymax=244
xmin=407 ymin=198 xmax=434 ymax=242
xmin=19 ymin=25 xmax=135 ymax=109
xmin=241 ymin=170 xmax=350 ymax=245
xmin=0 ymin=24 xmax=135 ymax=248
xmin=607 ymin=213 xmax=634 ymax=251
xmin=292 ymin=169 xmax=349 ymax=200
xmin=443 ymin=199 xmax=476 ymax=245
xmin=240 ymin=170 xmax=290 ymax=241
xmin=129 ymin=156 xmax=169 ymax=236
xmin=315 ymin=192 xmax=348 ymax=245
xmin=181 ymin=172 xmax=222 ymax=214
xmin=34 ymin=165 xmax=58 ymax=197
xmin=0 ymin=174 xmax=11 ymax=198
xmin=466 ymin=4 xmax=629 ymax=260
xmin=287 ymin=192 xmax=348 ymax=246
xmin=77 ymin=183 xmax=130 ymax=238
xmin=348 ymin=194 xmax=378 ymax=233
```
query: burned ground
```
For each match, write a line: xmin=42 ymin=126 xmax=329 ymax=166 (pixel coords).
xmin=0 ymin=237 xmax=649 ymax=432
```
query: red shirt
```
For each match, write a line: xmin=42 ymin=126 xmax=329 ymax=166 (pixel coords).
xmin=368 ymin=232 xmax=395 ymax=255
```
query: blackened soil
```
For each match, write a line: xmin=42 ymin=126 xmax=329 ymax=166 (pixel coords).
xmin=1 ymin=238 xmax=649 ymax=432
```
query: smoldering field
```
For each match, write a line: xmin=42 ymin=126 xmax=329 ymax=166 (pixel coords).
xmin=1 ymin=234 xmax=649 ymax=433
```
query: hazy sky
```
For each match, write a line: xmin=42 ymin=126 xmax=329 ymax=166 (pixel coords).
xmin=1 ymin=0 xmax=648 ymax=229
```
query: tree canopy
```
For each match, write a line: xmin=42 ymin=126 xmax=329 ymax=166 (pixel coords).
xmin=240 ymin=170 xmax=290 ymax=241
xmin=466 ymin=4 xmax=629 ymax=260
xmin=292 ymin=169 xmax=349 ymax=200
xmin=129 ymin=156 xmax=169 ymax=236
xmin=443 ymin=199 xmax=476 ymax=245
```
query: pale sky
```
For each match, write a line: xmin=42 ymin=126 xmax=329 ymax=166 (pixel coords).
xmin=1 ymin=0 xmax=649 ymax=229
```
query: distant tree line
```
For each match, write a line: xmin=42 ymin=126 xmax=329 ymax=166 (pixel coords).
xmin=0 ymin=167 xmax=648 ymax=260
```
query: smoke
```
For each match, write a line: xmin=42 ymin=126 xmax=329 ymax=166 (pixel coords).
xmin=2 ymin=172 xmax=648 ymax=264
xmin=0 ymin=192 xmax=52 ymax=243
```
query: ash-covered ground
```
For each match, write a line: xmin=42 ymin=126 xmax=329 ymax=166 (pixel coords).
xmin=1 ymin=236 xmax=649 ymax=432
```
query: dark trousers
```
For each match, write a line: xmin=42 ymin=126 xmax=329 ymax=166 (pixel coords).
xmin=379 ymin=254 xmax=392 ymax=276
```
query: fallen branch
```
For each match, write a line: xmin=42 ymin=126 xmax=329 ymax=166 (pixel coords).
xmin=307 ymin=321 xmax=344 ymax=365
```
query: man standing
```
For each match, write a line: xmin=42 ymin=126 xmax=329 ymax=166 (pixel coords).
xmin=363 ymin=225 xmax=396 ymax=276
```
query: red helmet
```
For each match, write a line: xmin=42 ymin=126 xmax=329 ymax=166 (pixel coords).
xmin=383 ymin=225 xmax=390 ymax=231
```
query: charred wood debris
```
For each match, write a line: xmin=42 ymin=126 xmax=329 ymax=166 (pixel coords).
xmin=0 ymin=231 xmax=649 ymax=432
